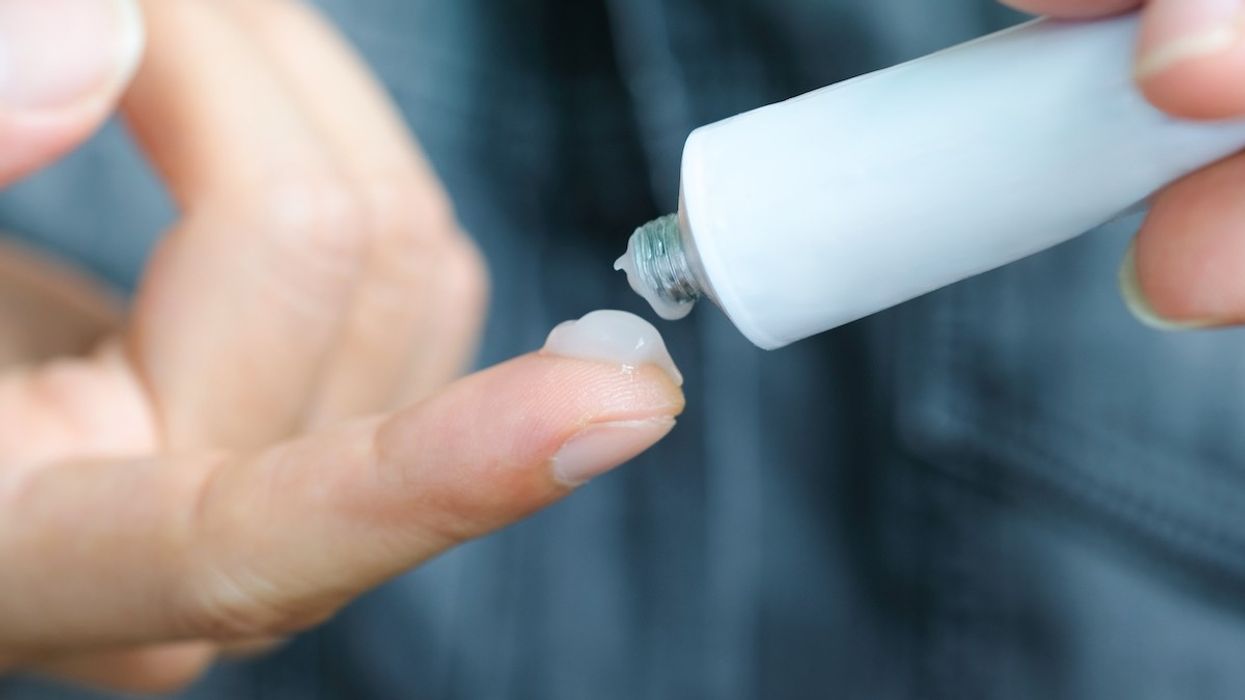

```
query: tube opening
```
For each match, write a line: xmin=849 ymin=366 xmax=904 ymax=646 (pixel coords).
xmin=615 ymin=214 xmax=702 ymax=320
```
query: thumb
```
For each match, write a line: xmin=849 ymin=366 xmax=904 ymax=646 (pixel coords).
xmin=0 ymin=0 xmax=144 ymax=184
xmin=0 ymin=312 xmax=685 ymax=649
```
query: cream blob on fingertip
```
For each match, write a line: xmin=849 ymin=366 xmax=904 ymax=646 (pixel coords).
xmin=542 ymin=310 xmax=683 ymax=386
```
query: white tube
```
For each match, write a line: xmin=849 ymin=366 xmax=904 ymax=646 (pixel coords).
xmin=617 ymin=14 xmax=1245 ymax=350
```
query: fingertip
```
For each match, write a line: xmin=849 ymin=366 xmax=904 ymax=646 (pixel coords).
xmin=0 ymin=107 xmax=110 ymax=183
xmin=0 ymin=0 xmax=144 ymax=112
xmin=371 ymin=353 xmax=684 ymax=529
xmin=1125 ymin=154 xmax=1245 ymax=327
xmin=521 ymin=310 xmax=688 ymax=482
xmin=381 ymin=353 xmax=684 ymax=483
xmin=0 ymin=0 xmax=146 ymax=183
xmin=1137 ymin=47 xmax=1245 ymax=119
xmin=1117 ymin=243 xmax=1213 ymax=331
xmin=1134 ymin=0 xmax=1245 ymax=119
xmin=997 ymin=0 xmax=1140 ymax=19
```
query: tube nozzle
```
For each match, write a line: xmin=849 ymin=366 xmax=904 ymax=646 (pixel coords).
xmin=615 ymin=213 xmax=703 ymax=320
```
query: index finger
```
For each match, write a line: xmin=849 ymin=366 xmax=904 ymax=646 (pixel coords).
xmin=0 ymin=336 xmax=683 ymax=649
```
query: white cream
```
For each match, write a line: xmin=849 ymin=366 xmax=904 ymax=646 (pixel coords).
xmin=614 ymin=230 xmax=695 ymax=321
xmin=542 ymin=310 xmax=683 ymax=386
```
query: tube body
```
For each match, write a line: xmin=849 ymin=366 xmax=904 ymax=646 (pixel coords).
xmin=676 ymin=14 xmax=1245 ymax=349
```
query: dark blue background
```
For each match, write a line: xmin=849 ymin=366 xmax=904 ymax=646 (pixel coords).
xmin=6 ymin=1 xmax=1245 ymax=698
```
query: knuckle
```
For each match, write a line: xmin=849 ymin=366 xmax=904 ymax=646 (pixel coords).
xmin=243 ymin=174 xmax=369 ymax=277
xmin=179 ymin=567 xmax=330 ymax=641
xmin=207 ymin=174 xmax=370 ymax=313
xmin=175 ymin=464 xmax=338 ymax=641
xmin=366 ymin=178 xmax=458 ymax=245
xmin=175 ymin=478 xmax=293 ymax=639
xmin=358 ymin=177 xmax=489 ymax=308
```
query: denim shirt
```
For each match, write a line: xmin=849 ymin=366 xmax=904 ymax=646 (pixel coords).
xmin=5 ymin=1 xmax=1245 ymax=699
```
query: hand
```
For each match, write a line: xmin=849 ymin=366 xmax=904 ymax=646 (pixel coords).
xmin=0 ymin=0 xmax=684 ymax=692
xmin=1003 ymin=0 xmax=1245 ymax=328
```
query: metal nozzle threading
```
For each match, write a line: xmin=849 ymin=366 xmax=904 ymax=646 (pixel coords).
xmin=633 ymin=213 xmax=703 ymax=308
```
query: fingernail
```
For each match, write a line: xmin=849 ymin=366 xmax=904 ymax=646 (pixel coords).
xmin=552 ymin=417 xmax=676 ymax=486
xmin=1136 ymin=0 xmax=1245 ymax=79
xmin=542 ymin=310 xmax=683 ymax=386
xmin=0 ymin=0 xmax=145 ymax=112
xmin=1118 ymin=244 xmax=1216 ymax=331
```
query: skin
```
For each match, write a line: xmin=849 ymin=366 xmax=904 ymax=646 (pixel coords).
xmin=1 ymin=0 xmax=1239 ymax=693
xmin=0 ymin=0 xmax=683 ymax=692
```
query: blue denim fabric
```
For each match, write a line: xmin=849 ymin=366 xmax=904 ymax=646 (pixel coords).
xmin=5 ymin=1 xmax=1245 ymax=698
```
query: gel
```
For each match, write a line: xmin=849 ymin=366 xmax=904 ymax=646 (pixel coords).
xmin=542 ymin=310 xmax=683 ymax=386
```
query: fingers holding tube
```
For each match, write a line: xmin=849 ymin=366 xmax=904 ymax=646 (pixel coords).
xmin=998 ymin=1 xmax=1245 ymax=325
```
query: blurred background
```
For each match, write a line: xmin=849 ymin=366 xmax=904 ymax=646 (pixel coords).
xmin=6 ymin=1 xmax=1245 ymax=698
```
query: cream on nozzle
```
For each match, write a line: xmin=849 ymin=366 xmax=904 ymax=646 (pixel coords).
xmin=614 ymin=214 xmax=698 ymax=321
xmin=616 ymin=13 xmax=1245 ymax=350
